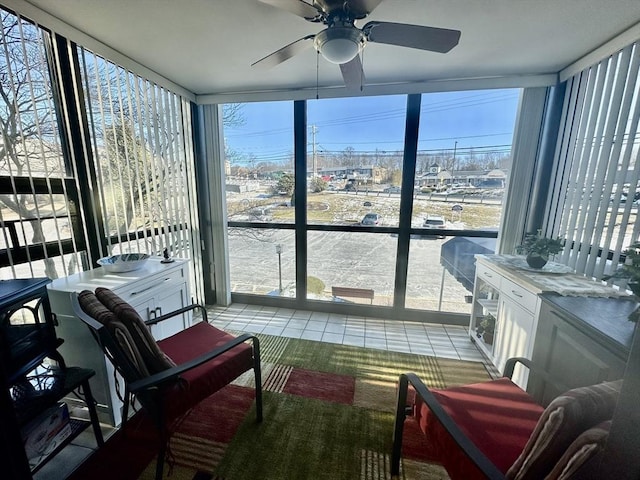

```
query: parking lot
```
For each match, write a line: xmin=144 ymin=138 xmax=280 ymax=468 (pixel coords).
xmin=228 ymin=227 xmax=474 ymax=314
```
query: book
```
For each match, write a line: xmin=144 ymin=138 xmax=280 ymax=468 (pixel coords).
xmin=21 ymin=402 xmax=70 ymax=461
xmin=27 ymin=421 xmax=73 ymax=470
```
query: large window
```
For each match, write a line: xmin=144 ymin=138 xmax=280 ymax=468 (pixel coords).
xmin=0 ymin=7 xmax=204 ymax=303
xmin=223 ymin=90 xmax=520 ymax=320
xmin=0 ymin=9 xmax=84 ymax=280
xmin=224 ymin=101 xmax=296 ymax=296
xmin=306 ymin=95 xmax=407 ymax=227
xmin=406 ymin=90 xmax=519 ymax=312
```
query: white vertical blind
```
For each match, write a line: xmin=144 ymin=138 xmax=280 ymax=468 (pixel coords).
xmin=79 ymin=47 xmax=203 ymax=298
xmin=0 ymin=8 xmax=85 ymax=280
xmin=546 ymin=42 xmax=640 ymax=280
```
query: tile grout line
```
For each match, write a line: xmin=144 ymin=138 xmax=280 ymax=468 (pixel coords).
xmin=207 ymin=304 xmax=483 ymax=362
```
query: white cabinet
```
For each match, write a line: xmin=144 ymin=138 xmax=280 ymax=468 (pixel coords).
xmin=469 ymin=256 xmax=540 ymax=389
xmin=470 ymin=255 xmax=630 ymax=393
xmin=47 ymin=258 xmax=192 ymax=426
xmin=494 ymin=292 xmax=537 ymax=387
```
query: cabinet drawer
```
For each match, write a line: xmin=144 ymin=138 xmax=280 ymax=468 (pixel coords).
xmin=113 ymin=268 xmax=185 ymax=303
xmin=501 ymin=277 xmax=538 ymax=313
xmin=476 ymin=263 xmax=501 ymax=289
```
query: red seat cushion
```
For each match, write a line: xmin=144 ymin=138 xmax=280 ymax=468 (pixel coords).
xmin=157 ymin=322 xmax=254 ymax=421
xmin=414 ymin=377 xmax=544 ymax=479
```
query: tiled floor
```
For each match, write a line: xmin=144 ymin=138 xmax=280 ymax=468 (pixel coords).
xmin=207 ymin=303 xmax=489 ymax=364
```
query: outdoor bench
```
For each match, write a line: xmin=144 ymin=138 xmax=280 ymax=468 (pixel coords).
xmin=331 ymin=286 xmax=374 ymax=304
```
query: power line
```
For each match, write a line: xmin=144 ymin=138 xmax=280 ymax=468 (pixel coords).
xmin=229 ymin=143 xmax=514 ymax=164
xmin=319 ymin=132 xmax=513 ymax=147
xmin=224 ymin=91 xmax=519 ymax=140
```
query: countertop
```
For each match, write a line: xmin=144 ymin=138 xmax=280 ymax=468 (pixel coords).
xmin=476 ymin=254 xmax=629 ymax=298
xmin=47 ymin=257 xmax=188 ymax=293
xmin=540 ymin=293 xmax=637 ymax=356
xmin=476 ymin=254 xmax=637 ymax=356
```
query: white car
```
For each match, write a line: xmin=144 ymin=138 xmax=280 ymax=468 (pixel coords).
xmin=423 ymin=215 xmax=446 ymax=237
xmin=361 ymin=213 xmax=382 ymax=226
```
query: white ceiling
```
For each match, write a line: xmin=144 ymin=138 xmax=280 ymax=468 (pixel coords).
xmin=20 ymin=0 xmax=640 ymax=98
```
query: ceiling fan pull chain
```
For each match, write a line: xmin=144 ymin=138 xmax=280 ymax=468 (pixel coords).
xmin=360 ymin=47 xmax=364 ymax=91
xmin=316 ymin=49 xmax=320 ymax=99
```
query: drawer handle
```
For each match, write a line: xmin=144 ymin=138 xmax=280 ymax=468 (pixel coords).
xmin=131 ymin=277 xmax=171 ymax=296
xmin=511 ymin=290 xmax=523 ymax=298
xmin=485 ymin=272 xmax=493 ymax=278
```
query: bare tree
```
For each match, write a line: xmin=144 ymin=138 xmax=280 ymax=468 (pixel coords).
xmin=0 ymin=12 xmax=70 ymax=277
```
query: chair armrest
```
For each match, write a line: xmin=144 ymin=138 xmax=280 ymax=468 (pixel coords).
xmin=128 ymin=332 xmax=256 ymax=394
xmin=396 ymin=373 xmax=505 ymax=480
xmin=144 ymin=303 xmax=208 ymax=326
xmin=503 ymin=357 xmax=570 ymax=394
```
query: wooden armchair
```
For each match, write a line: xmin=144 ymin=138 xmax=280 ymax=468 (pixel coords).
xmin=71 ymin=288 xmax=262 ymax=480
xmin=391 ymin=358 xmax=620 ymax=479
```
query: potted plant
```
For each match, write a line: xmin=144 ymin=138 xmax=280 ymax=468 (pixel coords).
xmin=477 ymin=315 xmax=496 ymax=345
xmin=614 ymin=242 xmax=640 ymax=295
xmin=605 ymin=242 xmax=640 ymax=321
xmin=517 ymin=230 xmax=564 ymax=269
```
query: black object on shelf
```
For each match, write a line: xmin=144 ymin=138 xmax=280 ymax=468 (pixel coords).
xmin=11 ymin=363 xmax=66 ymax=425
xmin=0 ymin=278 xmax=104 ymax=475
xmin=0 ymin=278 xmax=60 ymax=384
xmin=21 ymin=365 xmax=104 ymax=474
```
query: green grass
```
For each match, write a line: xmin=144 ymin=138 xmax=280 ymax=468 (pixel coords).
xmin=266 ymin=191 xmax=502 ymax=229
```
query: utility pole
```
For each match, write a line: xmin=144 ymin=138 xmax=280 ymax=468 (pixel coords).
xmin=311 ymin=124 xmax=318 ymax=177
xmin=275 ymin=244 xmax=283 ymax=294
xmin=453 ymin=140 xmax=458 ymax=182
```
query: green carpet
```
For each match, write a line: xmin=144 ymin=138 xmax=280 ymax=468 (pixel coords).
xmin=73 ymin=333 xmax=491 ymax=480
xmin=213 ymin=334 xmax=490 ymax=480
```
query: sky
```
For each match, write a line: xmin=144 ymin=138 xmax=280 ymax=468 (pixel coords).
xmin=223 ymin=89 xmax=521 ymax=165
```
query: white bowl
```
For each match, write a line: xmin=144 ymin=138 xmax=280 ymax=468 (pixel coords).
xmin=97 ymin=253 xmax=150 ymax=273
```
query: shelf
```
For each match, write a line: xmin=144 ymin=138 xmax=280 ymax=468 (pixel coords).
xmin=11 ymin=365 xmax=104 ymax=475
xmin=30 ymin=418 xmax=90 ymax=473
xmin=477 ymin=299 xmax=499 ymax=316
xmin=470 ymin=332 xmax=495 ymax=360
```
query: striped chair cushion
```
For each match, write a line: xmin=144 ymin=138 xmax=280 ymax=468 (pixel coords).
xmin=78 ymin=290 xmax=117 ymax=325
xmin=78 ymin=290 xmax=149 ymax=378
xmin=95 ymin=287 xmax=176 ymax=375
xmin=506 ymin=380 xmax=622 ymax=480
xmin=546 ymin=420 xmax=611 ymax=480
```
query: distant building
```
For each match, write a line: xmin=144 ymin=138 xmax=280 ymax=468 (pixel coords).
xmin=314 ymin=165 xmax=387 ymax=184
xmin=417 ymin=169 xmax=508 ymax=187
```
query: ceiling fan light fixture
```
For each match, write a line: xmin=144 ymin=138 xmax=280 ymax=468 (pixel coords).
xmin=314 ymin=27 xmax=364 ymax=64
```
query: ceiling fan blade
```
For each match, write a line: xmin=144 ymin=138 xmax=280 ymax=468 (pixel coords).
xmin=363 ymin=21 xmax=461 ymax=53
xmin=345 ymin=0 xmax=385 ymax=18
xmin=257 ymin=0 xmax=321 ymax=20
xmin=340 ymin=54 xmax=365 ymax=91
xmin=314 ymin=0 xmax=383 ymax=19
xmin=252 ymin=35 xmax=315 ymax=68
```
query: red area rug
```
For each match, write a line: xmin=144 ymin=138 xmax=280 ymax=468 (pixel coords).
xmin=69 ymin=385 xmax=255 ymax=480
xmin=282 ymin=368 xmax=355 ymax=404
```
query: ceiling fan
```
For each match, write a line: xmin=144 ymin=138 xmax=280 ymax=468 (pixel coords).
xmin=252 ymin=0 xmax=461 ymax=90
